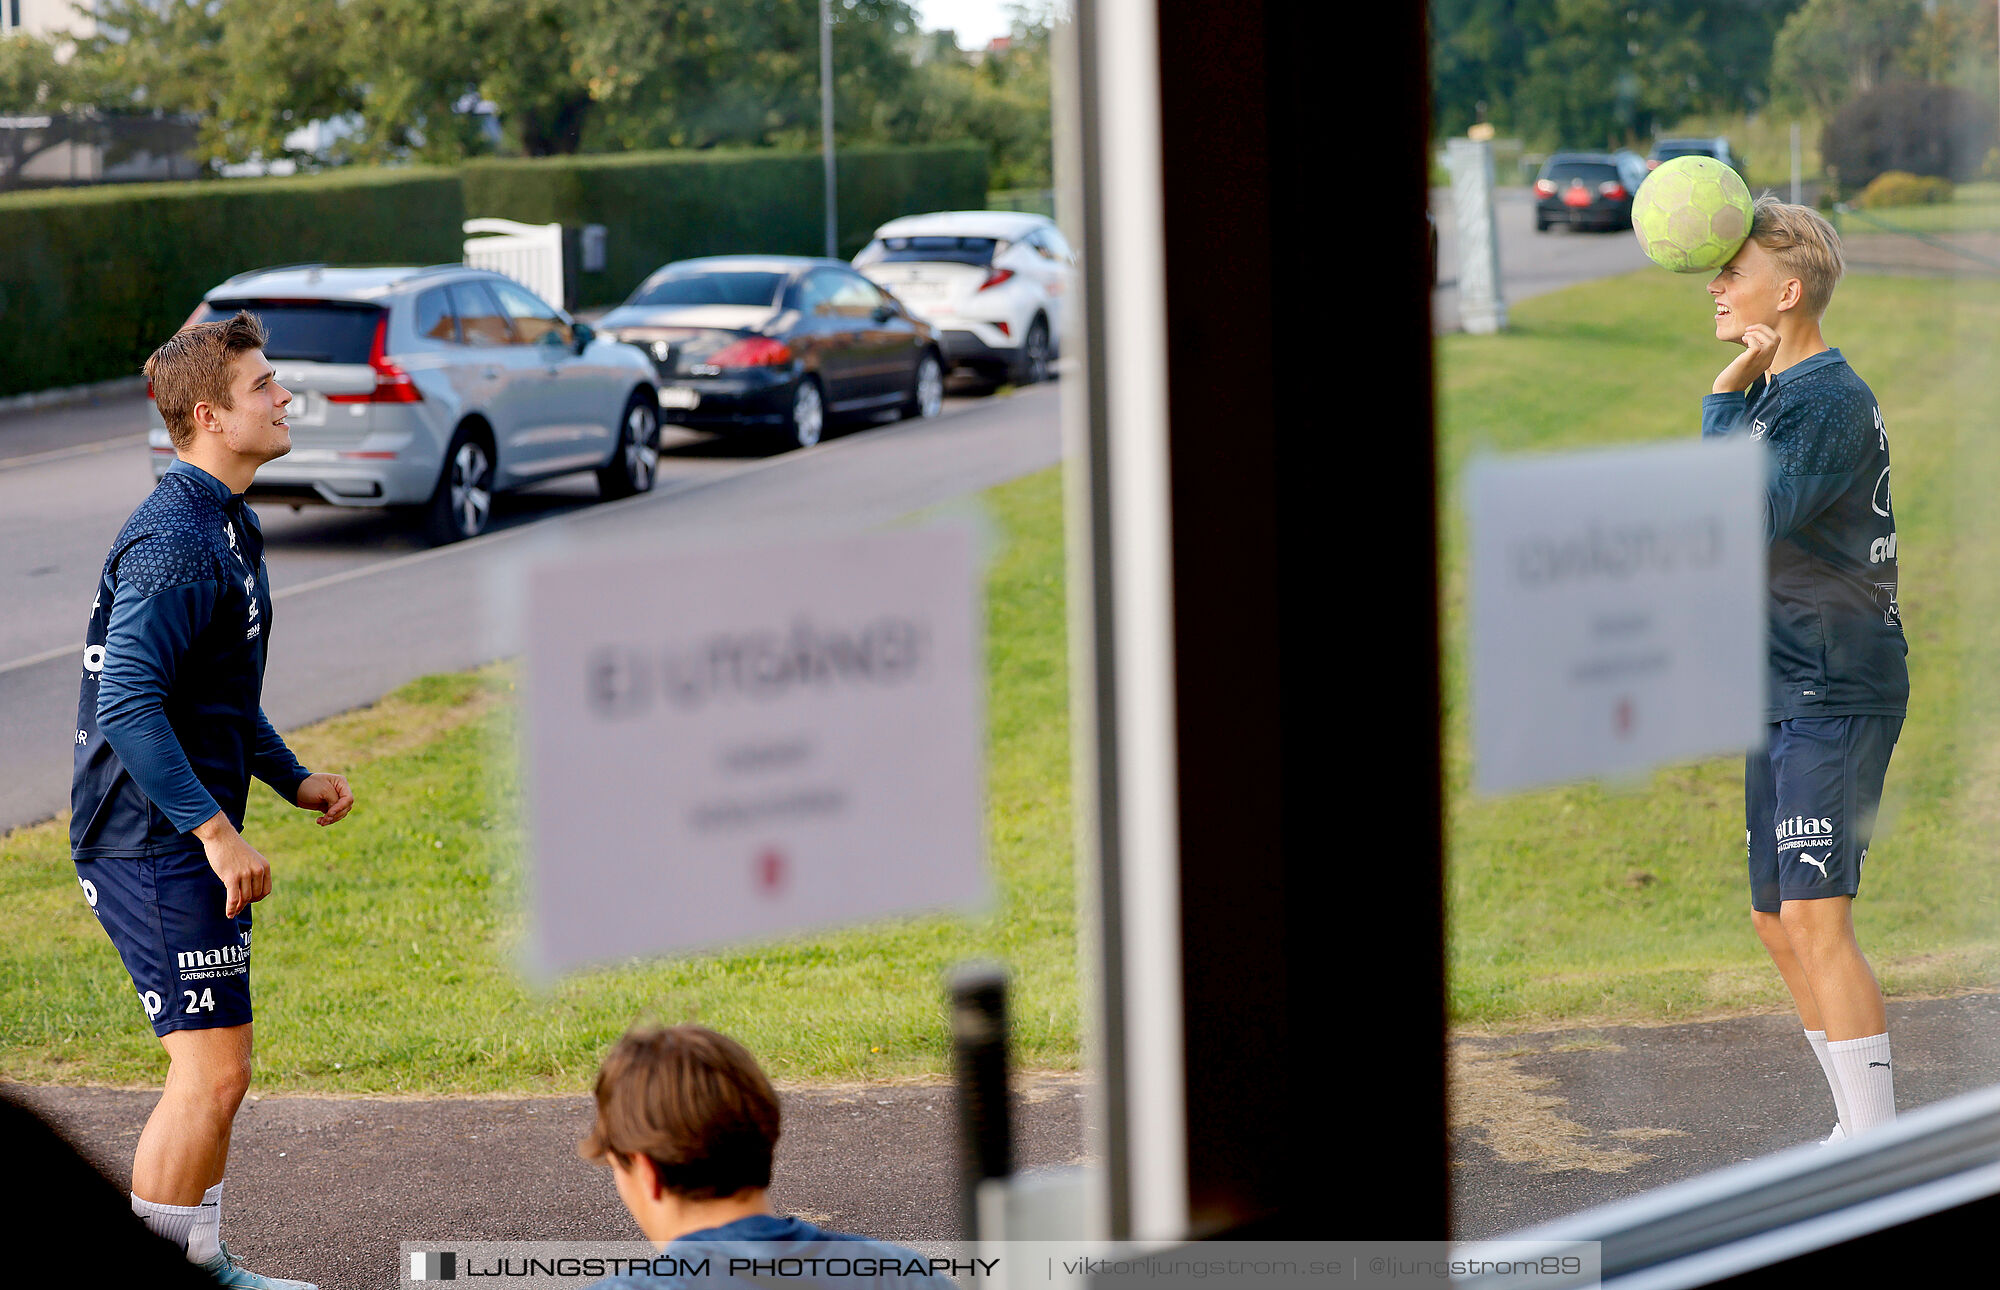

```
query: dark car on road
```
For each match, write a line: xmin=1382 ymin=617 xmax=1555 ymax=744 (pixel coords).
xmin=1648 ymin=137 xmax=1745 ymax=176
xmin=1533 ymin=151 xmax=1648 ymax=232
xmin=594 ymin=256 xmax=946 ymax=450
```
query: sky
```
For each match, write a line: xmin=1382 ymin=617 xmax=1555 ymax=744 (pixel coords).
xmin=912 ymin=0 xmax=1017 ymax=49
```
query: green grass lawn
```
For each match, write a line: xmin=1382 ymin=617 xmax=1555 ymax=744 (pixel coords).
xmin=1838 ymin=182 xmax=2000 ymax=235
xmin=0 ymin=468 xmax=1075 ymax=1092
xmin=1441 ymin=270 xmax=2000 ymax=1029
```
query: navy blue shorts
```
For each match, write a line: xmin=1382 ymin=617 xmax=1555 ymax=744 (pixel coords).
xmin=74 ymin=848 xmax=252 ymax=1037
xmin=1745 ymin=716 xmax=1902 ymax=914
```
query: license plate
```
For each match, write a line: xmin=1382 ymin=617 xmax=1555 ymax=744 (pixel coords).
xmin=658 ymin=387 xmax=701 ymax=410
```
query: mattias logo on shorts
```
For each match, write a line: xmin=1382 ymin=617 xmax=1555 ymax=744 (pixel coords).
xmin=1774 ymin=815 xmax=1834 ymax=842
xmin=177 ymin=943 xmax=250 ymax=975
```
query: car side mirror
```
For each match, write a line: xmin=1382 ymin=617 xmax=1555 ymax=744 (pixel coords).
xmin=872 ymin=304 xmax=894 ymax=323
xmin=572 ymin=322 xmax=594 ymax=354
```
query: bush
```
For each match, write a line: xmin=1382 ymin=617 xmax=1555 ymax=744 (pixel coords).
xmin=461 ymin=144 xmax=988 ymax=307
xmin=0 ymin=169 xmax=464 ymax=399
xmin=1822 ymin=82 xmax=1997 ymax=196
xmin=1856 ymin=171 xmax=1955 ymax=209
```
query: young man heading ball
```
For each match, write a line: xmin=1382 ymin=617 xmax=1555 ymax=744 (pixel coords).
xmin=1703 ymin=196 xmax=1908 ymax=1141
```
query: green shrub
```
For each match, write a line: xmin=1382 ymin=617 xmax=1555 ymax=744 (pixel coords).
xmin=460 ymin=144 xmax=988 ymax=307
xmin=1856 ymin=170 xmax=1955 ymax=209
xmin=0 ymin=169 xmax=464 ymax=398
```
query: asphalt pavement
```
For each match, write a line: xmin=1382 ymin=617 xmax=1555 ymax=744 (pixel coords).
xmin=10 ymin=1075 xmax=1089 ymax=1290
xmin=1430 ymin=185 xmax=1653 ymax=334
xmin=0 ymin=381 xmax=1063 ymax=832
xmin=10 ymin=992 xmax=1995 ymax=1287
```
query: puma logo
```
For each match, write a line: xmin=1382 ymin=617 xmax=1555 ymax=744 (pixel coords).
xmin=1797 ymin=853 xmax=1831 ymax=879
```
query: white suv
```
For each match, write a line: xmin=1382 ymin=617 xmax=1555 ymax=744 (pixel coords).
xmin=853 ymin=211 xmax=1073 ymax=386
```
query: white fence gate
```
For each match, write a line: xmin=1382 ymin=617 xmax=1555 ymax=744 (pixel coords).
xmin=462 ymin=218 xmax=565 ymax=308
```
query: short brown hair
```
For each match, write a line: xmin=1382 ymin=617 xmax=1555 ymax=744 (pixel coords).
xmin=145 ymin=311 xmax=268 ymax=451
xmin=1748 ymin=195 xmax=1844 ymax=319
xmin=580 ymin=1025 xmax=781 ymax=1200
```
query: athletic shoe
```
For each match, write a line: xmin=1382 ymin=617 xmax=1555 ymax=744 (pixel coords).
xmin=1819 ymin=1122 xmax=1847 ymax=1147
xmin=196 ymin=1241 xmax=319 ymax=1290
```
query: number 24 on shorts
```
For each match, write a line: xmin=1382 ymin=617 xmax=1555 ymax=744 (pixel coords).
xmin=183 ymin=988 xmax=216 ymax=1014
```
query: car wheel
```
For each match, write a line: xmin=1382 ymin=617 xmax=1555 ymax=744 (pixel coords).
xmin=425 ymin=426 xmax=494 ymax=545
xmin=597 ymin=391 xmax=660 ymax=500
xmin=785 ymin=376 xmax=825 ymax=450
xmin=1013 ymin=317 xmax=1051 ymax=385
xmin=1535 ymin=215 xmax=1549 ymax=232
xmin=903 ymin=350 xmax=945 ymax=420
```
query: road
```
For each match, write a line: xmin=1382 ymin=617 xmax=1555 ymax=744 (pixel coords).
xmin=0 ymin=382 xmax=1064 ymax=833
xmin=1430 ymin=185 xmax=1653 ymax=334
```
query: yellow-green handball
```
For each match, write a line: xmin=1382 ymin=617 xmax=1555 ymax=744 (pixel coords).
xmin=1632 ymin=155 xmax=1753 ymax=273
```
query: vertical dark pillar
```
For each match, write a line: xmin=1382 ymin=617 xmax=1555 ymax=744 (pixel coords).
xmin=1152 ymin=3 xmax=1445 ymax=1236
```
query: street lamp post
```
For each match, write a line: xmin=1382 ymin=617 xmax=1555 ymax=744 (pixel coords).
xmin=821 ymin=0 xmax=838 ymax=258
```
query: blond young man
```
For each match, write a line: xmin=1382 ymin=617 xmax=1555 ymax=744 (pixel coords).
xmin=1703 ymin=197 xmax=1908 ymax=1142
xmin=71 ymin=313 xmax=353 ymax=1289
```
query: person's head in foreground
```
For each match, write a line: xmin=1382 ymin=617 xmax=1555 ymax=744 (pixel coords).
xmin=583 ymin=1024 xmax=782 ymax=1246
xmin=145 ymin=310 xmax=293 ymax=471
xmin=1709 ymin=195 xmax=1844 ymax=350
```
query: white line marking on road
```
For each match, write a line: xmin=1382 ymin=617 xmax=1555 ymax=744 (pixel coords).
xmin=0 ymin=433 xmax=151 ymax=472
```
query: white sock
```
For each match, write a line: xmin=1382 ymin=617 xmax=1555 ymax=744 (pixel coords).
xmin=1805 ymin=1029 xmax=1852 ymax=1133
xmin=131 ymin=1182 xmax=224 ymax=1265
xmin=187 ymin=1180 xmax=224 ymax=1264
xmin=131 ymin=1194 xmax=200 ymax=1255
xmin=1827 ymin=1033 xmax=1897 ymax=1134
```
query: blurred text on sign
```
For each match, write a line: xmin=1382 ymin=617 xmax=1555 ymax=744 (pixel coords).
xmin=522 ymin=525 xmax=986 ymax=975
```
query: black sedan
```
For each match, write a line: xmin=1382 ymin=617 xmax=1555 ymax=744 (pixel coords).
xmin=1533 ymin=151 xmax=1649 ymax=232
xmin=595 ymin=256 xmax=946 ymax=450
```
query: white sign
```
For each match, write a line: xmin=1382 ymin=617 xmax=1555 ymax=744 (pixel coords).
xmin=522 ymin=525 xmax=986 ymax=975
xmin=1469 ymin=438 xmax=1765 ymax=794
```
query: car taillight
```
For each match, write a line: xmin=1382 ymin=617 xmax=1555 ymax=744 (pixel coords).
xmin=146 ymin=380 xmax=155 ymax=400
xmin=708 ymin=336 xmax=794 ymax=368
xmin=328 ymin=315 xmax=421 ymax=403
xmin=1535 ymin=179 xmax=1557 ymax=197
xmin=978 ymin=268 xmax=1015 ymax=291
xmin=1599 ymin=181 xmax=1628 ymax=201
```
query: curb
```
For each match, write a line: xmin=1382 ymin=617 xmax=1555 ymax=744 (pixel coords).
xmin=0 ymin=374 xmax=147 ymax=418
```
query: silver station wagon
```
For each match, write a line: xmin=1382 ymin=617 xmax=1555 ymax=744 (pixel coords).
xmin=149 ymin=264 xmax=661 ymax=543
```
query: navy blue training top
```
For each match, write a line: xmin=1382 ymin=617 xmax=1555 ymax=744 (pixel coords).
xmin=71 ymin=461 xmax=310 ymax=858
xmin=588 ymin=1214 xmax=957 ymax=1289
xmin=1700 ymin=348 xmax=1909 ymax=723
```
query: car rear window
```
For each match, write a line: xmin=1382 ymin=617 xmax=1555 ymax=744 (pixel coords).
xmin=1654 ymin=144 xmax=1718 ymax=161
xmin=1543 ymin=162 xmax=1619 ymax=185
xmin=197 ymin=300 xmax=383 ymax=363
xmin=629 ymin=271 xmax=785 ymax=308
xmin=858 ymin=236 xmax=1000 ymax=266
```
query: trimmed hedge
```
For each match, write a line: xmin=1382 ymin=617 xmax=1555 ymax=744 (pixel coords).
xmin=0 ymin=145 xmax=988 ymax=396
xmin=0 ymin=169 xmax=466 ymax=398
xmin=460 ymin=144 xmax=989 ymax=306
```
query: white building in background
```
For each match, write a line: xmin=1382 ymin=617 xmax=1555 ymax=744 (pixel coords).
xmin=1 ymin=0 xmax=98 ymax=41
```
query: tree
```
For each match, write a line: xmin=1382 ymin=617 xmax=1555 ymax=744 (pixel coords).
xmin=1430 ymin=0 xmax=1803 ymax=147
xmin=871 ymin=2 xmax=1052 ymax=188
xmin=1770 ymin=0 xmax=1921 ymax=118
xmin=0 ymin=34 xmax=79 ymax=114
xmin=1514 ymin=0 xmax=1710 ymax=147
